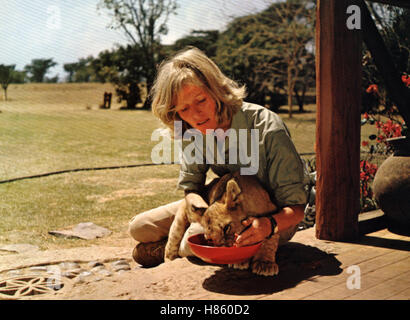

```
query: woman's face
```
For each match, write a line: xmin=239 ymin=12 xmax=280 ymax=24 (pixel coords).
xmin=175 ymin=84 xmax=220 ymax=134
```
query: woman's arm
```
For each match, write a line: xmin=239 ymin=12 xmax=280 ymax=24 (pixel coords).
xmin=234 ymin=204 xmax=305 ymax=247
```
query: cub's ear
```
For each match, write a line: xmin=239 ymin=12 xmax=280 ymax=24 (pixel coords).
xmin=185 ymin=193 xmax=208 ymax=222
xmin=226 ymin=179 xmax=241 ymax=209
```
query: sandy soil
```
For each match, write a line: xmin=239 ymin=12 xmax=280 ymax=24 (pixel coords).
xmin=0 ymin=228 xmax=342 ymax=300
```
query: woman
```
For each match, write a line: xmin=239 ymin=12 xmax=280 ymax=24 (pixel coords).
xmin=129 ymin=47 xmax=307 ymax=267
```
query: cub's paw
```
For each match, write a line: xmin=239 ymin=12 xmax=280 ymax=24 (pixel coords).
xmin=229 ymin=260 xmax=250 ymax=270
xmin=251 ymin=260 xmax=279 ymax=276
xmin=164 ymin=249 xmax=179 ymax=262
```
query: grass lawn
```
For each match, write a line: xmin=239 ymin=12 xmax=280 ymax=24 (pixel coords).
xmin=0 ymin=83 xmax=380 ymax=250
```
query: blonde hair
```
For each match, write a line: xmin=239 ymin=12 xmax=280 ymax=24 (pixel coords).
xmin=150 ymin=47 xmax=246 ymax=135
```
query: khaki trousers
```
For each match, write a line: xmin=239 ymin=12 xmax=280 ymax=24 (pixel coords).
xmin=128 ymin=199 xmax=298 ymax=258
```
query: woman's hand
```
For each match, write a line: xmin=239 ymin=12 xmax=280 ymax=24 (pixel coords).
xmin=234 ymin=205 xmax=304 ymax=247
xmin=234 ymin=217 xmax=271 ymax=247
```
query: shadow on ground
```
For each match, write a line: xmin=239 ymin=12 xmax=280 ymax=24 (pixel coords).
xmin=200 ymin=242 xmax=342 ymax=296
xmin=349 ymin=235 xmax=410 ymax=252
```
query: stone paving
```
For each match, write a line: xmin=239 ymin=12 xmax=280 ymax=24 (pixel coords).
xmin=0 ymin=259 xmax=131 ymax=299
xmin=0 ymin=245 xmax=133 ymax=300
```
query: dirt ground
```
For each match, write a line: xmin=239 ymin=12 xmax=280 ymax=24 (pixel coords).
xmin=0 ymin=227 xmax=343 ymax=300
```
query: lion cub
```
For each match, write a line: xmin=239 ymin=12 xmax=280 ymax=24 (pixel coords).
xmin=165 ymin=172 xmax=281 ymax=276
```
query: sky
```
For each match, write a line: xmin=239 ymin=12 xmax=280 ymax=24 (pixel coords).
xmin=0 ymin=0 xmax=271 ymax=81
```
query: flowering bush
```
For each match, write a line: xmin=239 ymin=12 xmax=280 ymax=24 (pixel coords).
xmin=362 ymin=114 xmax=405 ymax=153
xmin=359 ymin=75 xmax=408 ymax=212
xmin=359 ymin=159 xmax=378 ymax=211
xmin=401 ymin=74 xmax=410 ymax=87
xmin=360 ymin=113 xmax=406 ymax=211
xmin=366 ymin=84 xmax=379 ymax=94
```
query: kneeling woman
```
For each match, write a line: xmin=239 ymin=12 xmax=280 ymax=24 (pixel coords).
xmin=129 ymin=47 xmax=307 ymax=267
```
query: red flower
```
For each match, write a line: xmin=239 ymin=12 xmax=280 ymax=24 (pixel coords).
xmin=377 ymin=120 xmax=403 ymax=138
xmin=402 ymin=74 xmax=410 ymax=87
xmin=382 ymin=120 xmax=393 ymax=136
xmin=366 ymin=84 xmax=379 ymax=94
xmin=377 ymin=134 xmax=386 ymax=143
xmin=359 ymin=159 xmax=377 ymax=199
xmin=393 ymin=124 xmax=402 ymax=138
xmin=368 ymin=163 xmax=378 ymax=176
xmin=360 ymin=171 xmax=369 ymax=181
xmin=362 ymin=140 xmax=369 ymax=147
xmin=363 ymin=113 xmax=369 ymax=120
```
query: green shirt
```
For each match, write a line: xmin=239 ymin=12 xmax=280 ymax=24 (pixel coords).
xmin=177 ymin=102 xmax=308 ymax=208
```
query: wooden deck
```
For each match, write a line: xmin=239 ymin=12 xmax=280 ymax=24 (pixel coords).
xmin=1 ymin=209 xmax=408 ymax=300
xmin=46 ymin=213 xmax=409 ymax=300
xmin=193 ymin=225 xmax=410 ymax=300
xmin=268 ymin=228 xmax=409 ymax=300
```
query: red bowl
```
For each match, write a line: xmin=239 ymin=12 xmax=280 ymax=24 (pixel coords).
xmin=188 ymin=233 xmax=262 ymax=265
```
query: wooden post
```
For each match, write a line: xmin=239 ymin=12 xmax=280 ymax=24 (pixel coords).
xmin=315 ymin=0 xmax=362 ymax=241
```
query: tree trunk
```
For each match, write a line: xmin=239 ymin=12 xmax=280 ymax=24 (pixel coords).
xmin=2 ymin=88 xmax=7 ymax=101
xmin=294 ymin=84 xmax=306 ymax=113
xmin=287 ymin=65 xmax=293 ymax=118
xmin=141 ymin=68 xmax=156 ymax=109
xmin=141 ymin=80 xmax=153 ymax=110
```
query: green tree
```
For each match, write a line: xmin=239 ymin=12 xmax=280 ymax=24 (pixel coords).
xmin=98 ymin=0 xmax=178 ymax=109
xmin=90 ymin=51 xmax=115 ymax=84
xmin=64 ymin=56 xmax=96 ymax=83
xmin=293 ymin=53 xmax=315 ymax=112
xmin=368 ymin=5 xmax=409 ymax=73
xmin=0 ymin=64 xmax=15 ymax=101
xmin=215 ymin=0 xmax=315 ymax=117
xmin=45 ymin=75 xmax=59 ymax=83
xmin=24 ymin=58 xmax=57 ymax=83
xmin=362 ymin=5 xmax=410 ymax=114
xmin=215 ymin=13 xmax=284 ymax=111
xmin=93 ymin=44 xmax=145 ymax=109
xmin=11 ymin=70 xmax=27 ymax=84
xmin=172 ymin=30 xmax=219 ymax=58
xmin=63 ymin=62 xmax=77 ymax=83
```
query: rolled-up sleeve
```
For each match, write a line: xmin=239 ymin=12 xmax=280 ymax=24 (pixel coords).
xmin=264 ymin=129 xmax=307 ymax=207
xmin=178 ymin=166 xmax=208 ymax=191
